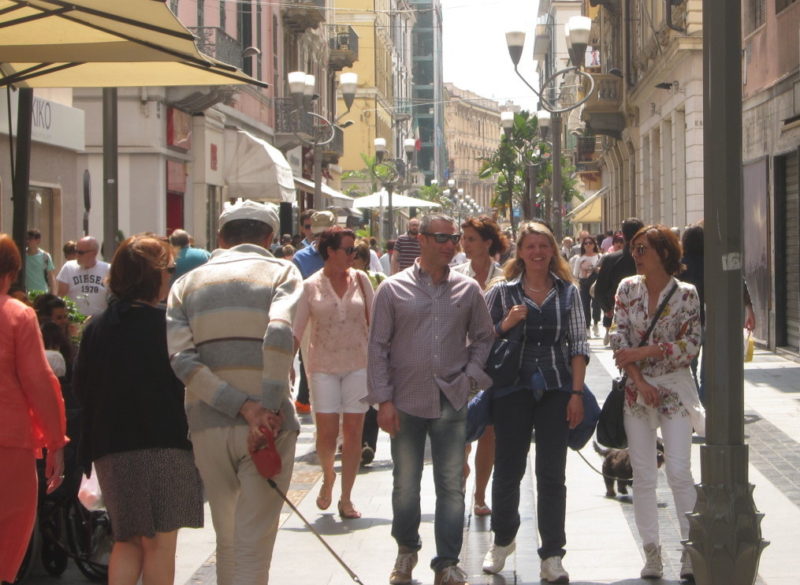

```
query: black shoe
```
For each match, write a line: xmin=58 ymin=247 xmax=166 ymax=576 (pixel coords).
xmin=361 ymin=445 xmax=375 ymax=466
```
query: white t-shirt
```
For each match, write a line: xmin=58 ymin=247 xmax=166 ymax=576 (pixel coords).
xmin=57 ymin=260 xmax=110 ymax=316
xmin=45 ymin=349 xmax=66 ymax=377
xmin=573 ymin=254 xmax=602 ymax=279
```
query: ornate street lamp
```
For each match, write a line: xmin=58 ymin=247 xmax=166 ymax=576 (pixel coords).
xmin=505 ymin=14 xmax=595 ymax=239
xmin=374 ymin=137 xmax=415 ymax=239
xmin=288 ymin=70 xmax=357 ymax=210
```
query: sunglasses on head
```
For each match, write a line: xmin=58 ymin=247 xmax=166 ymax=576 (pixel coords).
xmin=423 ymin=232 xmax=461 ymax=244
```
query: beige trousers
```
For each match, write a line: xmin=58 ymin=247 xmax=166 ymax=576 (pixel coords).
xmin=191 ymin=425 xmax=297 ymax=585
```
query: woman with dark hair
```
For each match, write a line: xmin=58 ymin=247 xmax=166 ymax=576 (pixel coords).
xmin=73 ymin=234 xmax=203 ymax=585
xmin=0 ymin=234 xmax=67 ymax=582
xmin=610 ymin=225 xmax=702 ymax=581
xmin=293 ymin=227 xmax=373 ymax=519
xmin=481 ymin=222 xmax=588 ymax=583
xmin=454 ymin=215 xmax=508 ymax=517
xmin=572 ymin=235 xmax=602 ymax=337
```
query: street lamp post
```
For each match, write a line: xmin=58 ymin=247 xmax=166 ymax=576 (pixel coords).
xmin=374 ymin=138 xmax=415 ymax=239
xmin=500 ymin=110 xmax=517 ymax=237
xmin=505 ymin=14 xmax=593 ymax=240
xmin=288 ymin=70 xmax=357 ymax=210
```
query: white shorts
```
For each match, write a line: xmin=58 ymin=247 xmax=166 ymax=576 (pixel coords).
xmin=309 ymin=368 xmax=369 ymax=414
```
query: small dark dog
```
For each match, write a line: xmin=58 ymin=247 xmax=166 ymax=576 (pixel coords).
xmin=593 ymin=440 xmax=665 ymax=498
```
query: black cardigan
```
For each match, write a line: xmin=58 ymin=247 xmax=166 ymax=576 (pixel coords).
xmin=73 ymin=301 xmax=192 ymax=470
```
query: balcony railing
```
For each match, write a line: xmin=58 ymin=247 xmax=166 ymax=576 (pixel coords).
xmin=320 ymin=127 xmax=344 ymax=162
xmin=328 ymin=25 xmax=358 ymax=71
xmin=274 ymin=97 xmax=315 ymax=146
xmin=582 ymin=74 xmax=622 ymax=113
xmin=282 ymin=0 xmax=326 ymax=33
xmin=189 ymin=26 xmax=243 ymax=69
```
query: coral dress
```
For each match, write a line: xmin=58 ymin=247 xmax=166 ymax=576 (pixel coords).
xmin=0 ymin=294 xmax=68 ymax=581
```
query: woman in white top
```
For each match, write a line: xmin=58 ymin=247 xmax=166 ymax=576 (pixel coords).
xmin=572 ymin=236 xmax=602 ymax=337
xmin=293 ymin=227 xmax=374 ymax=519
xmin=453 ymin=215 xmax=508 ymax=517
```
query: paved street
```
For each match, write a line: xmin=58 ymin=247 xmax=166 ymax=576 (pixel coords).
xmin=21 ymin=339 xmax=800 ymax=585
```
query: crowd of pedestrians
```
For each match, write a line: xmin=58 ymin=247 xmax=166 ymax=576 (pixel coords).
xmin=1 ymin=201 xmax=740 ymax=585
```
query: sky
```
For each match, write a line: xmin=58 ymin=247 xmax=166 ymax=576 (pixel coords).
xmin=441 ymin=0 xmax=541 ymax=112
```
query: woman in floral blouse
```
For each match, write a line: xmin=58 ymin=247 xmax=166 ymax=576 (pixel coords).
xmin=609 ymin=224 xmax=703 ymax=582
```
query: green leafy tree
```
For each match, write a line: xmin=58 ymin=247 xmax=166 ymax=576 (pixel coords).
xmin=480 ymin=110 xmax=581 ymax=237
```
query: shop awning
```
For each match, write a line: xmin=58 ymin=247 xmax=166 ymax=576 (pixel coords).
xmin=224 ymin=130 xmax=295 ymax=203
xmin=352 ymin=189 xmax=441 ymax=209
xmin=566 ymin=187 xmax=606 ymax=223
xmin=294 ymin=177 xmax=354 ymax=208
xmin=0 ymin=0 xmax=267 ymax=88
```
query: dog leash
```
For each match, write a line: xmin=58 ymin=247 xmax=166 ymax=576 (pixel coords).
xmin=267 ymin=479 xmax=366 ymax=585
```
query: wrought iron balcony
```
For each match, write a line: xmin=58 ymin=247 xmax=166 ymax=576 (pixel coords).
xmin=328 ymin=25 xmax=358 ymax=71
xmin=274 ymin=97 xmax=315 ymax=149
xmin=189 ymin=26 xmax=243 ymax=69
xmin=282 ymin=0 xmax=326 ymax=33
xmin=581 ymin=73 xmax=625 ymax=139
xmin=320 ymin=126 xmax=344 ymax=163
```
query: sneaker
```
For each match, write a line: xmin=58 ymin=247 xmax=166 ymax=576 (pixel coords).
xmin=294 ymin=400 xmax=311 ymax=415
xmin=360 ymin=444 xmax=375 ymax=466
xmin=540 ymin=556 xmax=569 ymax=583
xmin=482 ymin=541 xmax=515 ymax=574
xmin=433 ymin=564 xmax=468 ymax=585
xmin=389 ymin=549 xmax=418 ymax=585
xmin=603 ymin=329 xmax=611 ymax=346
xmin=680 ymin=550 xmax=694 ymax=582
xmin=640 ymin=543 xmax=663 ymax=579
xmin=592 ymin=322 xmax=600 ymax=337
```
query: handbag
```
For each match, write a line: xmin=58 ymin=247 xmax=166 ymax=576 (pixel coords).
xmin=597 ymin=283 xmax=679 ymax=449
xmin=483 ymin=286 xmax=526 ymax=388
xmin=568 ymin=385 xmax=600 ymax=451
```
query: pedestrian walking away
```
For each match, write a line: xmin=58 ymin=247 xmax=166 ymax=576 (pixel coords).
xmin=73 ymin=234 xmax=204 ymax=585
xmin=167 ymin=199 xmax=303 ymax=585
xmin=482 ymin=221 xmax=588 ymax=584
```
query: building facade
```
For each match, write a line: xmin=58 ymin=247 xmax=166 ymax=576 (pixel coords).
xmin=442 ymin=83 xmax=501 ymax=213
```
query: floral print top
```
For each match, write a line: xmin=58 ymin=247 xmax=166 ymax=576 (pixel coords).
xmin=609 ymin=275 xmax=701 ymax=419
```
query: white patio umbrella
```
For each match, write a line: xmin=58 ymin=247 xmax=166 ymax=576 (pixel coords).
xmin=352 ymin=190 xmax=441 ymax=209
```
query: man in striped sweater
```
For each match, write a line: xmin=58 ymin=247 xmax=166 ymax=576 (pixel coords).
xmin=167 ymin=199 xmax=302 ymax=585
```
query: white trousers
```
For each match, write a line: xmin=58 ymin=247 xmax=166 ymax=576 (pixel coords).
xmin=623 ymin=410 xmax=696 ymax=546
xmin=191 ymin=425 xmax=297 ymax=585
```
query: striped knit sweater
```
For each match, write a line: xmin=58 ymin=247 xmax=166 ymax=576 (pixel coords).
xmin=167 ymin=244 xmax=303 ymax=433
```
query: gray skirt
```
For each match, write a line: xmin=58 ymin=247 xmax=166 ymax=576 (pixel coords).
xmin=94 ymin=447 xmax=203 ymax=541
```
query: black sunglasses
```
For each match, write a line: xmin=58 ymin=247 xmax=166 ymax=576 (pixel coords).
xmin=303 ymin=224 xmax=312 ymax=229
xmin=422 ymin=232 xmax=461 ymax=244
xmin=341 ymin=246 xmax=356 ymax=255
xmin=76 ymin=250 xmax=92 ymax=255
xmin=165 ymin=265 xmax=177 ymax=274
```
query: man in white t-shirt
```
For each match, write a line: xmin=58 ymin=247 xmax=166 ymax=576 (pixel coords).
xmin=56 ymin=236 xmax=110 ymax=317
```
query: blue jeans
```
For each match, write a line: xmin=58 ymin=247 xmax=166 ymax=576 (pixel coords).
xmin=390 ymin=393 xmax=466 ymax=571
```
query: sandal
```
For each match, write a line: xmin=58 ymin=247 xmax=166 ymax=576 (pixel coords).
xmin=474 ymin=503 xmax=492 ymax=517
xmin=338 ymin=500 xmax=362 ymax=519
xmin=316 ymin=476 xmax=334 ymax=511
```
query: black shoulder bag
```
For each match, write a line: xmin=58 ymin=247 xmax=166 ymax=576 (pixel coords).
xmin=596 ymin=283 xmax=678 ymax=448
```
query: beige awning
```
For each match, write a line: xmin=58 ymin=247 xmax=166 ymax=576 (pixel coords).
xmin=294 ymin=177 xmax=354 ymax=208
xmin=566 ymin=187 xmax=606 ymax=223
xmin=224 ymin=130 xmax=296 ymax=203
xmin=0 ymin=0 xmax=265 ymax=88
